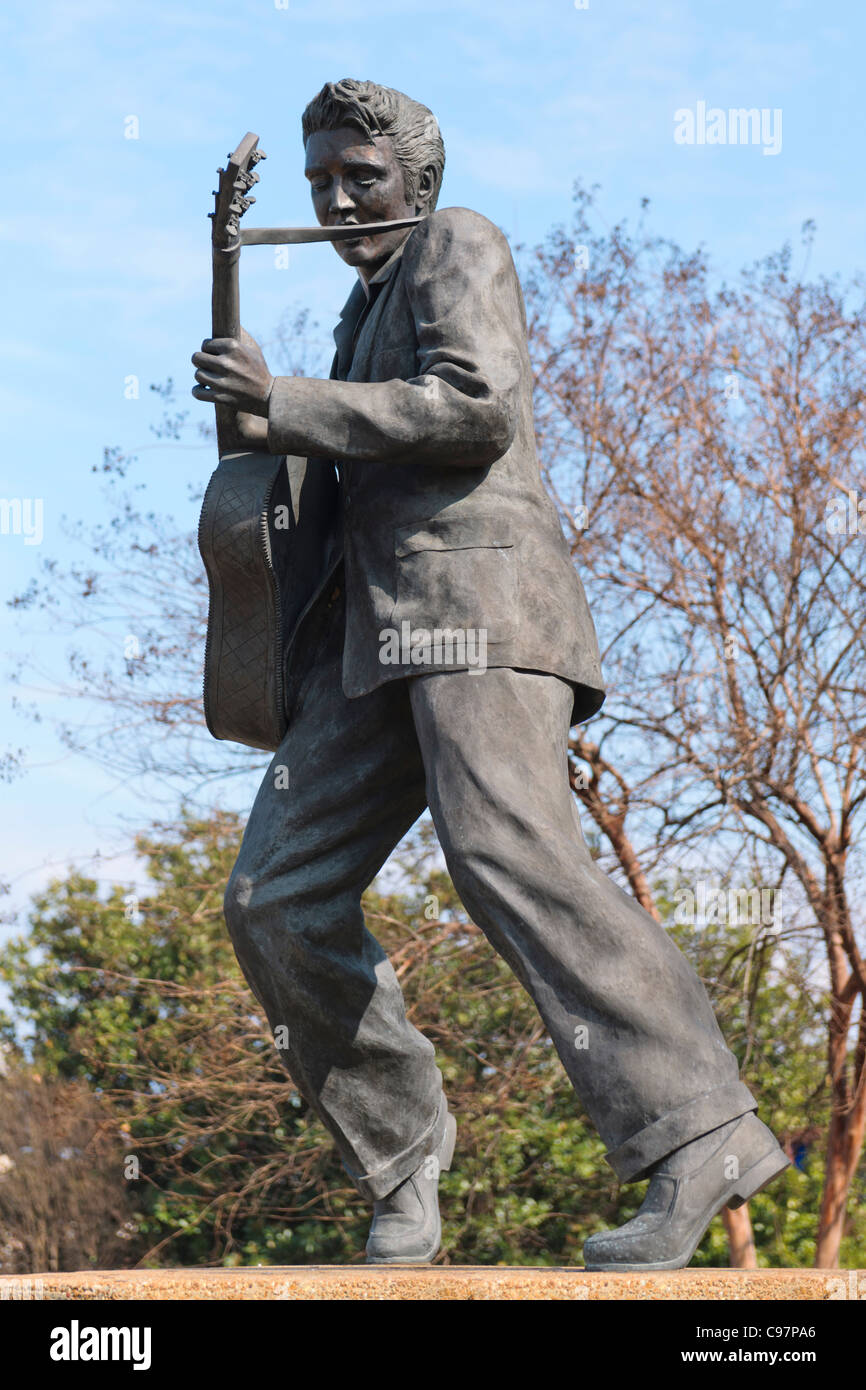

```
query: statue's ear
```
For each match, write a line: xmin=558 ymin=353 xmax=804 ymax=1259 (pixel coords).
xmin=416 ymin=164 xmax=437 ymax=212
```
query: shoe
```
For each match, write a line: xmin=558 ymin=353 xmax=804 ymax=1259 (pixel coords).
xmin=583 ymin=1112 xmax=790 ymax=1272
xmin=365 ymin=1109 xmax=457 ymax=1265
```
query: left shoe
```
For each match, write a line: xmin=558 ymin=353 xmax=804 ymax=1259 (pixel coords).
xmin=365 ymin=1108 xmax=457 ymax=1265
xmin=583 ymin=1112 xmax=790 ymax=1272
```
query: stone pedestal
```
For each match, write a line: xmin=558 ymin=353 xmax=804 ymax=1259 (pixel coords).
xmin=2 ymin=1267 xmax=861 ymax=1301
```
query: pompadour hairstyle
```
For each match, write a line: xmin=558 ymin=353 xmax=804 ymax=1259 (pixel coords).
xmin=302 ymin=79 xmax=445 ymax=211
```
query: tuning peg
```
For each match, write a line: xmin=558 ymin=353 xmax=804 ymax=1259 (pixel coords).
xmin=250 ymin=148 xmax=266 ymax=164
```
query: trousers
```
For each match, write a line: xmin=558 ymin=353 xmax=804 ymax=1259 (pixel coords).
xmin=224 ymin=580 xmax=757 ymax=1202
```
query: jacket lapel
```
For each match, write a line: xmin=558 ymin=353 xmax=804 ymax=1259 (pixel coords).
xmin=332 ymin=280 xmax=368 ymax=380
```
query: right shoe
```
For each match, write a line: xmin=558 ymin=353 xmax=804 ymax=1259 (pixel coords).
xmin=583 ymin=1112 xmax=790 ymax=1272
xmin=365 ymin=1108 xmax=457 ymax=1264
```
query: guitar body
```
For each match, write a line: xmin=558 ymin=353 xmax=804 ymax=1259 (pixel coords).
xmin=199 ymin=449 xmax=289 ymax=751
xmin=199 ymin=447 xmax=339 ymax=751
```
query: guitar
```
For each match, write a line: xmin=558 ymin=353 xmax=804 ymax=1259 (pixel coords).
xmin=197 ymin=132 xmax=422 ymax=752
xmin=198 ymin=132 xmax=328 ymax=754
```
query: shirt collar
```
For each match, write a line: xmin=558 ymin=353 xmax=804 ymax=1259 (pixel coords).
xmin=357 ymin=230 xmax=413 ymax=301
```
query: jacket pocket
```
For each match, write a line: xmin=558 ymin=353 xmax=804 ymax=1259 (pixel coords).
xmin=390 ymin=514 xmax=519 ymax=644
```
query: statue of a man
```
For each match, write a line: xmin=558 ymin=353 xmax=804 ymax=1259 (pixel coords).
xmin=191 ymin=79 xmax=788 ymax=1269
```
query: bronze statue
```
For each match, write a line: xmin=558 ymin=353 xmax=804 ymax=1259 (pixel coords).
xmin=192 ymin=80 xmax=788 ymax=1269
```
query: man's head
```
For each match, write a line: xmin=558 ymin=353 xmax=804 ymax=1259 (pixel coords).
xmin=302 ymin=79 xmax=445 ymax=280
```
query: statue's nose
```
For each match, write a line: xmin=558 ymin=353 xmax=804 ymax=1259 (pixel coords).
xmin=329 ymin=181 xmax=355 ymax=217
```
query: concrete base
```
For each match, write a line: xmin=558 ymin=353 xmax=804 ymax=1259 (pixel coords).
xmin=2 ymin=1267 xmax=862 ymax=1301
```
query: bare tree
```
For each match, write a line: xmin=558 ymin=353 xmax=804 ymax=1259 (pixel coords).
xmin=0 ymin=1064 xmax=138 ymax=1273
xmin=526 ymin=188 xmax=866 ymax=1266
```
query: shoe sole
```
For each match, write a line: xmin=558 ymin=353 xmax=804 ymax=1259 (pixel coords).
xmin=365 ymin=1111 xmax=457 ymax=1266
xmin=584 ymin=1146 xmax=790 ymax=1273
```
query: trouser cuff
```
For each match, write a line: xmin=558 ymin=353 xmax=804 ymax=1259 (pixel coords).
xmin=344 ymin=1092 xmax=448 ymax=1202
xmin=605 ymin=1082 xmax=758 ymax=1184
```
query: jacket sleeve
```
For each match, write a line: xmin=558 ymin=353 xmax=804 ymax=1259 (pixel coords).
xmin=265 ymin=208 xmax=522 ymax=468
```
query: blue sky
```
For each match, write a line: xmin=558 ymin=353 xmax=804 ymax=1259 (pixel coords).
xmin=1 ymin=0 xmax=864 ymax=941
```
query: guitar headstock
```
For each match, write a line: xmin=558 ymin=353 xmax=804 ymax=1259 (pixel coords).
xmin=209 ymin=131 xmax=266 ymax=253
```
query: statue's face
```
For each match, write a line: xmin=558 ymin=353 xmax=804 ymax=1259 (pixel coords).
xmin=304 ymin=125 xmax=420 ymax=279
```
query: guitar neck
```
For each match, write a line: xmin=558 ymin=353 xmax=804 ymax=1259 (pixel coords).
xmin=211 ymin=246 xmax=241 ymax=456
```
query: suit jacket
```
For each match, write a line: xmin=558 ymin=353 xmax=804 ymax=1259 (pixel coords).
xmin=266 ymin=206 xmax=606 ymax=726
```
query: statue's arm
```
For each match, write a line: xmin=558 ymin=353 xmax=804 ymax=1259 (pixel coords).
xmin=265 ymin=208 xmax=522 ymax=468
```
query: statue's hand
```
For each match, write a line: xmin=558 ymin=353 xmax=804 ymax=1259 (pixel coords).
xmin=235 ymin=410 xmax=269 ymax=450
xmin=191 ymin=329 xmax=274 ymax=417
